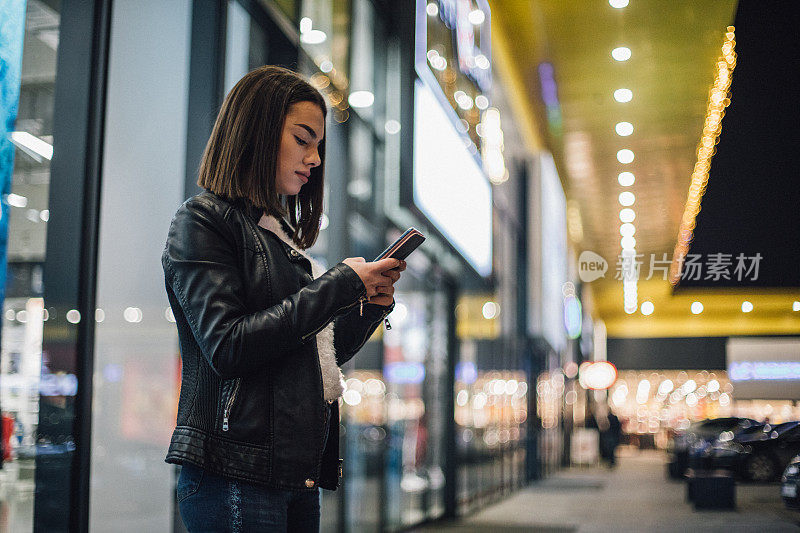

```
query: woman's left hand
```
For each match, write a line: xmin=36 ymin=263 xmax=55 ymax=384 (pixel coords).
xmin=369 ymin=260 xmax=406 ymax=307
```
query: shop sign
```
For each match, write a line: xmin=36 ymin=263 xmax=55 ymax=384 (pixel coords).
xmin=729 ymin=361 xmax=800 ymax=381
xmin=726 ymin=337 xmax=800 ymax=400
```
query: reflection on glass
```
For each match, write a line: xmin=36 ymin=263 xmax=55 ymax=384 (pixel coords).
xmin=387 ymin=285 xmax=449 ymax=528
xmin=1 ymin=1 xmax=59 ymax=530
xmin=536 ymin=370 xmax=565 ymax=476
xmin=298 ymin=0 xmax=352 ymax=128
xmin=347 ymin=0 xmax=374 ymax=121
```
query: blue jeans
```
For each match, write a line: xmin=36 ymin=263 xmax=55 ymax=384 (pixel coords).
xmin=177 ymin=404 xmax=331 ymax=532
xmin=178 ymin=462 xmax=320 ymax=532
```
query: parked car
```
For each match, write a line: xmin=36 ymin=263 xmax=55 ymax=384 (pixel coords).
xmin=687 ymin=421 xmax=766 ymax=471
xmin=781 ymin=454 xmax=800 ymax=508
xmin=701 ymin=421 xmax=800 ymax=482
xmin=666 ymin=417 xmax=758 ymax=478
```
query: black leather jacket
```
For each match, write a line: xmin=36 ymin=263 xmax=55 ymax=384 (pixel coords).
xmin=162 ymin=191 xmax=392 ymax=490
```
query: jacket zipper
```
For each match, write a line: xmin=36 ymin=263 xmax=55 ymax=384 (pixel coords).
xmin=222 ymin=378 xmax=241 ymax=432
xmin=348 ymin=307 xmax=393 ymax=355
xmin=300 ymin=294 xmax=367 ymax=342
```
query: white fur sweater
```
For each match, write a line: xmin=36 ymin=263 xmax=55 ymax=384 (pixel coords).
xmin=257 ymin=214 xmax=346 ymax=401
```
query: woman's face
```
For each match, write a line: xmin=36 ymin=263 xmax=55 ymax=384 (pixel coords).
xmin=275 ymin=101 xmax=325 ymax=196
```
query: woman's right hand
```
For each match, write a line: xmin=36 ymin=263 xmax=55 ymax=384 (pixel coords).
xmin=342 ymin=257 xmax=403 ymax=300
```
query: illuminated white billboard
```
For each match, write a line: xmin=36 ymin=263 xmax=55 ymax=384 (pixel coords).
xmin=413 ymin=80 xmax=492 ymax=276
xmin=538 ymin=152 xmax=568 ymax=352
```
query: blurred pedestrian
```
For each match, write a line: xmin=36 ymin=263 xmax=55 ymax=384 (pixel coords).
xmin=162 ymin=65 xmax=404 ymax=532
xmin=607 ymin=409 xmax=621 ymax=467
xmin=589 ymin=404 xmax=621 ymax=468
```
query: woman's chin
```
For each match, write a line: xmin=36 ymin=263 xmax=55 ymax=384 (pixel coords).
xmin=278 ymin=185 xmax=303 ymax=196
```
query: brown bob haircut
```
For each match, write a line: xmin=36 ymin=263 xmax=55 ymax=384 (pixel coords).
xmin=197 ymin=65 xmax=327 ymax=249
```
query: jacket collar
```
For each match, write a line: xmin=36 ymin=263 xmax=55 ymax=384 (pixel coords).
xmin=236 ymin=197 xmax=262 ymax=223
xmin=234 ymin=196 xmax=294 ymax=233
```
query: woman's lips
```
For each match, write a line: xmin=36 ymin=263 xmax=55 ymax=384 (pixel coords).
xmin=295 ymin=172 xmax=308 ymax=184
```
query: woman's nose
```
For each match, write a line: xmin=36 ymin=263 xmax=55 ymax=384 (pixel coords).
xmin=305 ymin=146 xmax=321 ymax=167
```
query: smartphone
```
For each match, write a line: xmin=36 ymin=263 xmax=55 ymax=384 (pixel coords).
xmin=374 ymin=228 xmax=425 ymax=262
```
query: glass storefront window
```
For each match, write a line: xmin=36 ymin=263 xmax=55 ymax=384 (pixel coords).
xmin=346 ymin=0 xmax=374 ymax=121
xmin=454 ymin=293 xmax=528 ymax=514
xmin=295 ymin=0 xmax=353 ymax=131
xmin=536 ymin=370 xmax=565 ymax=476
xmin=301 ymin=0 xmax=387 ymax=215
xmin=341 ymin=368 xmax=385 ymax=532
xmin=225 ymin=0 xmax=269 ymax=95
xmin=456 ymin=363 xmax=528 ymax=512
xmin=383 ymin=291 xmax=427 ymax=528
xmin=339 ymin=266 xmax=448 ymax=532
xmin=382 ymin=276 xmax=448 ymax=530
xmin=87 ymin=1 xmax=191 ymax=530
xmin=1 ymin=1 xmax=59 ymax=529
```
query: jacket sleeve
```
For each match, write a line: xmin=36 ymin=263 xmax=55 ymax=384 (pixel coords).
xmin=333 ymin=301 xmax=394 ymax=366
xmin=162 ymin=198 xmax=367 ymax=379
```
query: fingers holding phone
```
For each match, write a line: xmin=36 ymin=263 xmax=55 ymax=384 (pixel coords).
xmin=342 ymin=257 xmax=405 ymax=302
xmin=370 ymin=260 xmax=406 ymax=306
xmin=344 ymin=226 xmax=420 ymax=308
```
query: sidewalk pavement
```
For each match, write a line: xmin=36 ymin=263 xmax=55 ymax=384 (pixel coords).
xmin=414 ymin=449 xmax=800 ymax=532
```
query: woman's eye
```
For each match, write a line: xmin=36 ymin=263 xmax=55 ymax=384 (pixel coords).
xmin=294 ymin=136 xmax=307 ymax=146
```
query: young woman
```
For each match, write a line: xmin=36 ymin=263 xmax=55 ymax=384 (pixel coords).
xmin=162 ymin=65 xmax=404 ymax=531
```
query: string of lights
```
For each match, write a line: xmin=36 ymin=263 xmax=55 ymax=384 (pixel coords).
xmin=669 ymin=26 xmax=737 ymax=286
